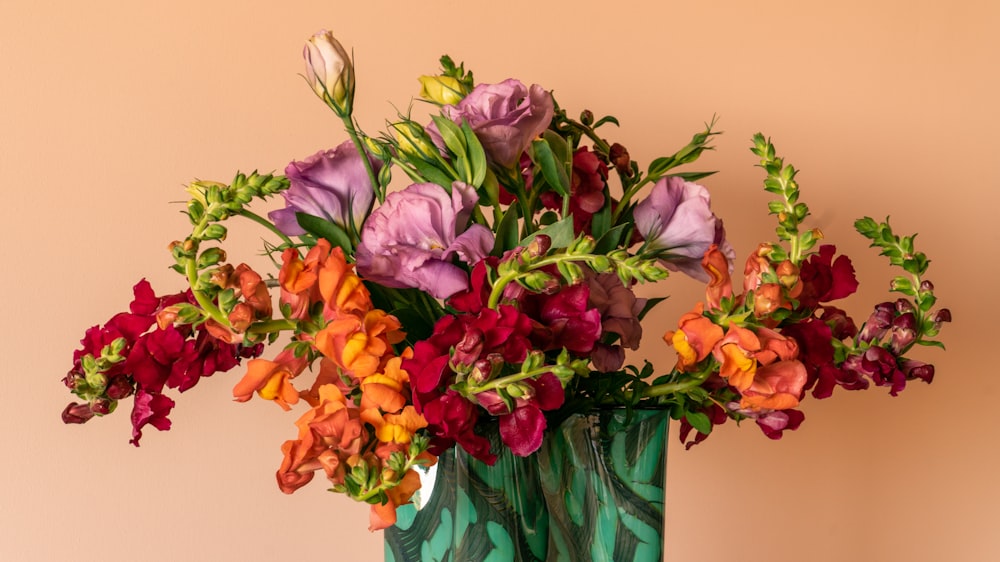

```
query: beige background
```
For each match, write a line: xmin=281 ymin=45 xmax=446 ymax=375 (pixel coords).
xmin=2 ymin=1 xmax=997 ymax=560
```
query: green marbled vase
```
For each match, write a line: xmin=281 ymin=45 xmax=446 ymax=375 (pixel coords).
xmin=384 ymin=409 xmax=668 ymax=562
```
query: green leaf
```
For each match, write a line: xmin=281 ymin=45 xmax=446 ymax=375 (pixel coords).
xmin=295 ymin=212 xmax=354 ymax=257
xmin=594 ymin=223 xmax=628 ymax=254
xmin=407 ymin=158 xmax=456 ymax=189
xmin=531 ymin=137 xmax=571 ymax=197
xmin=460 ymin=120 xmax=487 ymax=187
xmin=522 ymin=215 xmax=575 ymax=249
xmin=671 ymin=170 xmax=717 ymax=182
xmin=491 ymin=205 xmax=521 ymax=256
xmin=429 ymin=115 xmax=467 ymax=159
xmin=590 ymin=199 xmax=612 ymax=240
xmin=684 ymin=411 xmax=712 ymax=435
xmin=637 ymin=297 xmax=667 ymax=321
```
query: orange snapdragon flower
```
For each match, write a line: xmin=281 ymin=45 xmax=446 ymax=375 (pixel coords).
xmin=713 ymin=325 xmax=761 ymax=392
xmin=314 ymin=310 xmax=404 ymax=381
xmin=232 ymin=348 xmax=308 ymax=410
xmin=280 ymin=240 xmax=338 ymax=320
xmin=664 ymin=304 xmax=724 ymax=371
xmin=276 ymin=384 xmax=367 ymax=493
xmin=318 ymin=245 xmax=372 ymax=319
xmin=740 ymin=360 xmax=808 ymax=411
xmin=702 ymin=244 xmax=732 ymax=310
xmin=369 ymin=467 xmax=423 ymax=531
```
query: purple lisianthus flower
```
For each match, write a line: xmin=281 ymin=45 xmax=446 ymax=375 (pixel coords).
xmin=440 ymin=79 xmax=554 ymax=168
xmin=633 ymin=176 xmax=735 ymax=282
xmin=356 ymin=181 xmax=494 ymax=299
xmin=268 ymin=140 xmax=379 ymax=236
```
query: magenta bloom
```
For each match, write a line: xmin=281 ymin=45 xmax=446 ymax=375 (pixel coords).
xmin=796 ymin=245 xmax=859 ymax=309
xmin=496 ymin=372 xmax=566 ymax=456
xmin=585 ymin=270 xmax=645 ymax=371
xmin=441 ymin=79 xmax=554 ymax=168
xmin=269 ymin=140 xmax=379 ymax=236
xmin=356 ymin=181 xmax=494 ymax=299
xmin=633 ymin=176 xmax=734 ymax=282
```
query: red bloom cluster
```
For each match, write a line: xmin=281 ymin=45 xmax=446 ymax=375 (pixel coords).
xmin=62 ymin=279 xmax=262 ymax=445
xmin=404 ymin=258 xmax=605 ymax=462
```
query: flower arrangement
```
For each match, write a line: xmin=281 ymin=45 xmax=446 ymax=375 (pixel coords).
xmin=62 ymin=30 xmax=950 ymax=532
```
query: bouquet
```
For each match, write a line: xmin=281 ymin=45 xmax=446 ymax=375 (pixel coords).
xmin=62 ymin=30 xmax=950 ymax=531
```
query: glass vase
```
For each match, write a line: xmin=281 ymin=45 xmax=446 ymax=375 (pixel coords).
xmin=384 ymin=409 xmax=669 ymax=562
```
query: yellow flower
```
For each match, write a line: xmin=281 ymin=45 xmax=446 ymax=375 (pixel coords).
xmin=418 ymin=75 xmax=466 ymax=105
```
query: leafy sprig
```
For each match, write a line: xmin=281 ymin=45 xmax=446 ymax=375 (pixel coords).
xmin=751 ymin=134 xmax=821 ymax=264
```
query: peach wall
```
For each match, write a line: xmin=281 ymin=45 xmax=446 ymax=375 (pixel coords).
xmin=2 ymin=1 xmax=997 ymax=560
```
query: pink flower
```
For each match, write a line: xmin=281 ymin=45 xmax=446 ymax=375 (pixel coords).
xmin=633 ymin=176 xmax=735 ymax=282
xmin=269 ymin=141 xmax=379 ymax=236
xmin=356 ymin=182 xmax=494 ymax=299
xmin=441 ymin=79 xmax=554 ymax=168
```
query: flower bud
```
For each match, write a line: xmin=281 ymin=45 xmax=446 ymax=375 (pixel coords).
xmin=776 ymin=260 xmax=799 ymax=289
xmin=895 ymin=298 xmax=915 ymax=314
xmin=580 ymin=110 xmax=594 ymax=126
xmin=105 ymin=376 xmax=134 ymax=400
xmin=919 ymin=280 xmax=935 ymax=292
xmin=450 ymin=329 xmax=485 ymax=371
xmin=609 ymin=143 xmax=631 ymax=176
xmin=522 ymin=271 xmax=559 ymax=293
xmin=469 ymin=354 xmax=503 ymax=385
xmin=525 ymin=234 xmax=551 ymax=258
xmin=417 ymin=75 xmax=466 ymax=105
xmin=304 ymin=30 xmax=354 ymax=116
xmin=228 ymin=303 xmax=254 ymax=333
xmin=901 ymin=359 xmax=935 ymax=383
xmin=61 ymin=402 xmax=95 ymax=424
xmin=505 ymin=382 xmax=533 ymax=399
xmin=62 ymin=371 xmax=81 ymax=390
xmin=392 ymin=122 xmax=436 ymax=158
xmin=90 ymin=398 xmax=113 ymax=416
xmin=933 ymin=308 xmax=952 ymax=326
xmin=571 ymin=236 xmax=596 ymax=255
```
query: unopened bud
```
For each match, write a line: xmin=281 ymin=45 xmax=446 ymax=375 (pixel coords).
xmin=895 ymin=298 xmax=915 ymax=314
xmin=776 ymin=260 xmax=799 ymax=288
xmin=417 ymin=75 xmax=466 ymax=105
xmin=525 ymin=234 xmax=551 ymax=258
xmin=571 ymin=236 xmax=596 ymax=254
xmin=932 ymin=308 xmax=952 ymax=330
xmin=210 ymin=264 xmax=235 ymax=287
xmin=105 ymin=376 xmax=134 ymax=400
xmin=919 ymin=280 xmax=935 ymax=292
xmin=505 ymin=382 xmax=533 ymax=399
xmin=304 ymin=30 xmax=354 ymax=116
xmin=609 ymin=143 xmax=631 ymax=176
xmin=90 ymin=398 xmax=114 ymax=416
xmin=392 ymin=121 xmax=435 ymax=158
xmin=580 ymin=110 xmax=594 ymax=126
xmin=61 ymin=402 xmax=95 ymax=424
xmin=469 ymin=354 xmax=503 ymax=385
xmin=450 ymin=329 xmax=485 ymax=371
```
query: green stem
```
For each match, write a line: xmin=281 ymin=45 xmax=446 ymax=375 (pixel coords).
xmin=246 ymin=319 xmax=297 ymax=335
xmin=641 ymin=375 xmax=706 ymax=398
xmin=238 ymin=209 xmax=297 ymax=249
xmin=470 ymin=366 xmax=556 ymax=394
xmin=343 ymin=116 xmax=382 ymax=203
xmin=183 ymin=219 xmax=229 ymax=327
